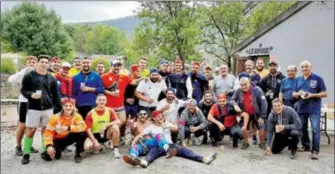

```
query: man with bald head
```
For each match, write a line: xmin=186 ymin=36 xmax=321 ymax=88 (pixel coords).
xmin=293 ymin=61 xmax=327 ymax=160
xmin=213 ymin=64 xmax=237 ymax=97
xmin=239 ymin=60 xmax=261 ymax=85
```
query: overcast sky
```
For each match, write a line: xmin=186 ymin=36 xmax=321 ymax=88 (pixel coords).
xmin=1 ymin=1 xmax=141 ymax=23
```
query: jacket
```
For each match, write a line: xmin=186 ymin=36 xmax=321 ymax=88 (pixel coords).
xmin=54 ymin=72 xmax=73 ymax=97
xmin=189 ymin=73 xmax=209 ymax=104
xmin=44 ymin=112 xmax=87 ymax=147
xmin=21 ymin=70 xmax=62 ymax=113
xmin=166 ymin=73 xmax=193 ymax=100
xmin=259 ymin=71 xmax=286 ymax=100
xmin=178 ymin=109 xmax=208 ymax=141
xmin=231 ymin=82 xmax=268 ymax=119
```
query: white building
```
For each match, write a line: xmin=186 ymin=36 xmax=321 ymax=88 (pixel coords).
xmin=232 ymin=1 xmax=334 ymax=104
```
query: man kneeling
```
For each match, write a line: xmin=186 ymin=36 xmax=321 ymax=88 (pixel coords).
xmin=84 ymin=94 xmax=121 ymax=158
xmin=43 ymin=98 xmax=87 ymax=163
xmin=265 ymin=98 xmax=302 ymax=159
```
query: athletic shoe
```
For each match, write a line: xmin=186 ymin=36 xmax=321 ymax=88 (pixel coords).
xmin=123 ymin=155 xmax=138 ymax=166
xmin=135 ymin=158 xmax=148 ymax=168
xmin=241 ymin=142 xmax=250 ymax=149
xmin=21 ymin=154 xmax=30 ymax=165
xmin=203 ymin=152 xmax=218 ymax=165
xmin=41 ymin=151 xmax=52 ymax=161
xmin=310 ymin=151 xmax=319 ymax=160
xmin=15 ymin=146 xmax=23 ymax=156
xmin=195 ymin=135 xmax=203 ymax=146
xmin=258 ymin=143 xmax=266 ymax=150
xmin=165 ymin=148 xmax=177 ymax=159
xmin=74 ymin=153 xmax=82 ymax=163
xmin=114 ymin=148 xmax=120 ymax=158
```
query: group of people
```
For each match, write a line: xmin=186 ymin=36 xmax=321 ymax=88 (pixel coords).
xmin=8 ymin=54 xmax=327 ymax=168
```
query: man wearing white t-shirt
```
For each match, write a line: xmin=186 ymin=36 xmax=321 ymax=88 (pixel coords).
xmin=135 ymin=68 xmax=167 ymax=116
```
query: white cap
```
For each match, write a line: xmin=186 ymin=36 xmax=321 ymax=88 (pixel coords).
xmin=62 ymin=62 xmax=71 ymax=68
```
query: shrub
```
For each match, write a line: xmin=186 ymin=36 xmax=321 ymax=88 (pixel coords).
xmin=91 ymin=57 xmax=111 ymax=73
xmin=1 ymin=58 xmax=17 ymax=74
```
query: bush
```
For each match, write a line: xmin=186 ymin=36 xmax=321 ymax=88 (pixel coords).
xmin=91 ymin=57 xmax=111 ymax=73
xmin=1 ymin=58 xmax=17 ymax=74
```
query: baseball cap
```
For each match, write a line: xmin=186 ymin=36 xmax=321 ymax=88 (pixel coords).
xmin=167 ymin=88 xmax=176 ymax=94
xmin=150 ymin=68 xmax=159 ymax=74
xmin=160 ymin=60 xmax=169 ymax=65
xmin=111 ymin=59 xmax=121 ymax=66
xmin=62 ymin=62 xmax=71 ymax=68
xmin=152 ymin=111 xmax=161 ymax=118
xmin=238 ymin=72 xmax=250 ymax=80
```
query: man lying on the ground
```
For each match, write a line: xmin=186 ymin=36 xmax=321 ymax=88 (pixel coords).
xmin=265 ymin=98 xmax=302 ymax=159
xmin=125 ymin=111 xmax=217 ymax=168
xmin=84 ymin=94 xmax=121 ymax=158
xmin=179 ymin=99 xmax=208 ymax=146
xmin=43 ymin=98 xmax=87 ymax=163
xmin=123 ymin=111 xmax=178 ymax=166
xmin=208 ymin=93 xmax=249 ymax=149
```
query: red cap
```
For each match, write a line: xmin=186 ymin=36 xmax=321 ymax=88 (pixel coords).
xmin=152 ymin=110 xmax=161 ymax=118
xmin=61 ymin=98 xmax=76 ymax=106
xmin=217 ymin=93 xmax=227 ymax=101
xmin=131 ymin=64 xmax=140 ymax=72
xmin=51 ymin=57 xmax=61 ymax=63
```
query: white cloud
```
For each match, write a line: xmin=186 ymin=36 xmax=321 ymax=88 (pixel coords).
xmin=1 ymin=1 xmax=141 ymax=23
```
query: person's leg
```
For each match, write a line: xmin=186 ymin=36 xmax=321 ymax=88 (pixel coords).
xmin=208 ymin=123 xmax=221 ymax=145
xmin=171 ymin=131 xmax=179 ymax=143
xmin=299 ymin=114 xmax=311 ymax=150
xmin=230 ymin=125 xmax=242 ymax=148
xmin=171 ymin=144 xmax=203 ymax=163
xmin=309 ymin=113 xmax=321 ymax=158
xmin=106 ymin=125 xmax=121 ymax=157
xmin=41 ymin=109 xmax=54 ymax=153
xmin=289 ymin=130 xmax=300 ymax=152
xmin=271 ymin=133 xmax=289 ymax=154
xmin=145 ymin=146 xmax=166 ymax=165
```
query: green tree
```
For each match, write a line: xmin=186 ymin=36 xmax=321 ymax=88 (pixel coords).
xmin=91 ymin=57 xmax=111 ymax=73
xmin=0 ymin=58 xmax=17 ymax=75
xmin=1 ymin=2 xmax=74 ymax=59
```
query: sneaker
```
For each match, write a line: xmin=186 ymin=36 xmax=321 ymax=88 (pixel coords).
xmin=195 ymin=136 xmax=203 ymax=146
xmin=114 ymin=148 xmax=120 ymax=158
xmin=203 ymin=152 xmax=218 ymax=165
xmin=290 ymin=150 xmax=297 ymax=160
xmin=166 ymin=148 xmax=177 ymax=159
xmin=15 ymin=146 xmax=23 ymax=156
xmin=258 ymin=143 xmax=266 ymax=150
xmin=123 ymin=155 xmax=138 ymax=166
xmin=241 ymin=142 xmax=250 ymax=149
xmin=41 ymin=151 xmax=52 ymax=161
xmin=135 ymin=158 xmax=148 ymax=168
xmin=310 ymin=151 xmax=319 ymax=160
xmin=297 ymin=146 xmax=310 ymax=152
xmin=21 ymin=154 xmax=30 ymax=165
xmin=74 ymin=153 xmax=83 ymax=163
xmin=55 ymin=150 xmax=62 ymax=160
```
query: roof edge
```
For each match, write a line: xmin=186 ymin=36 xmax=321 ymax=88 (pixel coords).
xmin=232 ymin=1 xmax=312 ymax=56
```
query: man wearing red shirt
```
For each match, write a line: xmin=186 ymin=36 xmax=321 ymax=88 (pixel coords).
xmin=208 ymin=94 xmax=249 ymax=148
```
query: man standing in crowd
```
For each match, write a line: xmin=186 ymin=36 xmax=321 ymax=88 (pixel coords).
xmin=166 ymin=58 xmax=193 ymax=100
xmin=159 ymin=60 xmax=170 ymax=79
xmin=95 ymin=62 xmax=105 ymax=76
xmin=8 ymin=56 xmax=39 ymax=156
xmin=136 ymin=68 xmax=167 ymax=116
xmin=254 ymin=58 xmax=269 ymax=79
xmin=43 ymin=98 xmax=87 ymax=163
xmin=213 ymin=64 xmax=237 ymax=97
xmin=198 ymin=91 xmax=215 ymax=118
xmin=239 ymin=60 xmax=261 ymax=85
xmin=179 ymin=99 xmax=208 ymax=146
xmin=279 ymin=65 xmax=298 ymax=108
xmin=84 ymin=94 xmax=121 ymax=158
xmin=204 ymin=64 xmax=214 ymax=91
xmin=72 ymin=57 xmax=105 ymax=120
xmin=259 ymin=59 xmax=286 ymax=115
xmin=124 ymin=64 xmax=142 ymax=120
xmin=231 ymin=77 xmax=268 ymax=149
xmin=47 ymin=56 xmax=61 ymax=75
xmin=69 ymin=57 xmax=82 ymax=77
xmin=54 ymin=62 xmax=72 ymax=98
xmin=20 ymin=55 xmax=62 ymax=164
xmin=265 ymin=99 xmax=301 ymax=159
xmin=208 ymin=94 xmax=249 ymax=148
xmin=189 ymin=62 xmax=209 ymax=104
xmin=293 ymin=60 xmax=327 ymax=160
xmin=139 ymin=57 xmax=150 ymax=78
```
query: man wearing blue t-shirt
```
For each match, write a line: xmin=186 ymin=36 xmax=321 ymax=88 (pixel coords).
xmin=293 ymin=61 xmax=327 ymax=160
xmin=279 ymin=65 xmax=298 ymax=108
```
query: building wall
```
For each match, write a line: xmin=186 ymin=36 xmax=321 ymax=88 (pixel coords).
xmin=237 ymin=2 xmax=334 ymax=104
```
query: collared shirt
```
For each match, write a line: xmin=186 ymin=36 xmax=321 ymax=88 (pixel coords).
xmin=293 ymin=73 xmax=326 ymax=114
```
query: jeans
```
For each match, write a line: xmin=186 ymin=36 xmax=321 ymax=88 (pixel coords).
xmin=129 ymin=134 xmax=168 ymax=157
xmin=299 ymin=113 xmax=320 ymax=152
xmin=53 ymin=133 xmax=86 ymax=154
xmin=145 ymin=144 xmax=203 ymax=165
xmin=271 ymin=130 xmax=300 ymax=154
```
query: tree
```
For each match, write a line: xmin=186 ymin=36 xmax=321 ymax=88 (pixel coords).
xmin=1 ymin=2 xmax=74 ymax=59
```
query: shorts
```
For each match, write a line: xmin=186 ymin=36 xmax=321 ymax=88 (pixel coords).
xmin=25 ymin=109 xmax=53 ymax=128
xmin=17 ymin=102 xmax=28 ymax=123
xmin=93 ymin=128 xmax=110 ymax=143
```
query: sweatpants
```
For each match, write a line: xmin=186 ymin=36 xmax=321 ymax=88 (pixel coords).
xmin=271 ymin=130 xmax=300 ymax=154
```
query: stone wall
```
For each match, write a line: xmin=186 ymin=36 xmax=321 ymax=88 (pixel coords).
xmin=1 ymin=74 xmax=20 ymax=99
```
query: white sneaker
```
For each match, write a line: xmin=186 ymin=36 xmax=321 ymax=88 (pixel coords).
xmin=114 ymin=148 xmax=120 ymax=158
xmin=203 ymin=152 xmax=218 ymax=165
xmin=195 ymin=135 xmax=203 ymax=146
xmin=136 ymin=158 xmax=148 ymax=168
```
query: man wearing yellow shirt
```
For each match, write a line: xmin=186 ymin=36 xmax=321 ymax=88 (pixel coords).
xmin=68 ymin=57 xmax=82 ymax=77
xmin=139 ymin=57 xmax=150 ymax=78
xmin=254 ymin=58 xmax=269 ymax=79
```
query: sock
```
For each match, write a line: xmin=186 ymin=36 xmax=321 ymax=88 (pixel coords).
xmin=23 ymin=137 xmax=33 ymax=154
xmin=41 ymin=135 xmax=46 ymax=152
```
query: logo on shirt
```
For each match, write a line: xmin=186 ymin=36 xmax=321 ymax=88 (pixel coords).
xmin=309 ymin=80 xmax=317 ymax=89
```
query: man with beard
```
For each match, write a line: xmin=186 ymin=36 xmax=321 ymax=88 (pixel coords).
xmin=166 ymin=58 xmax=193 ymax=100
xmin=213 ymin=64 xmax=238 ymax=98
xmin=136 ymin=68 xmax=167 ymax=116
xmin=156 ymin=88 xmax=187 ymax=142
xmin=254 ymin=58 xmax=269 ymax=79
xmin=55 ymin=62 xmax=73 ymax=98
xmin=189 ymin=62 xmax=209 ymax=104
xmin=8 ymin=56 xmax=39 ymax=156
xmin=293 ymin=61 xmax=327 ymax=160
xmin=43 ymin=98 xmax=87 ymax=163
xmin=231 ymin=77 xmax=268 ymax=150
xmin=239 ymin=60 xmax=261 ymax=85
xmin=95 ymin=62 xmax=105 ymax=76
xmin=139 ymin=57 xmax=150 ymax=78
xmin=204 ymin=64 xmax=214 ymax=91
xmin=72 ymin=57 xmax=105 ymax=120
xmin=131 ymin=110 xmax=153 ymax=136
xmin=259 ymin=59 xmax=286 ymax=115
xmin=198 ymin=91 xmax=215 ymax=118
xmin=179 ymin=99 xmax=208 ymax=146
xmin=159 ymin=60 xmax=170 ymax=79
xmin=208 ymin=94 xmax=249 ymax=148
xmin=20 ymin=55 xmax=62 ymax=164
xmin=47 ymin=57 xmax=61 ymax=76
xmin=84 ymin=94 xmax=121 ymax=158
xmin=69 ymin=57 xmax=82 ymax=77
xmin=125 ymin=64 xmax=142 ymax=120
xmin=279 ymin=65 xmax=298 ymax=108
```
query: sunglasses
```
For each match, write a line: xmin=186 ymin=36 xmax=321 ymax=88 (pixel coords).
xmin=139 ymin=113 xmax=147 ymax=116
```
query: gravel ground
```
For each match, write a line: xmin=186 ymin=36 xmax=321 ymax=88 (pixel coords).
xmin=1 ymin=127 xmax=334 ymax=174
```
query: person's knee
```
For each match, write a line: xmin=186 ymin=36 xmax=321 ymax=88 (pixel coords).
xmin=290 ymin=130 xmax=300 ymax=137
xmin=25 ymin=128 xmax=37 ymax=137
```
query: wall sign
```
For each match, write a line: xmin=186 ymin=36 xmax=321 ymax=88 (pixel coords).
xmin=246 ymin=43 xmax=273 ymax=56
